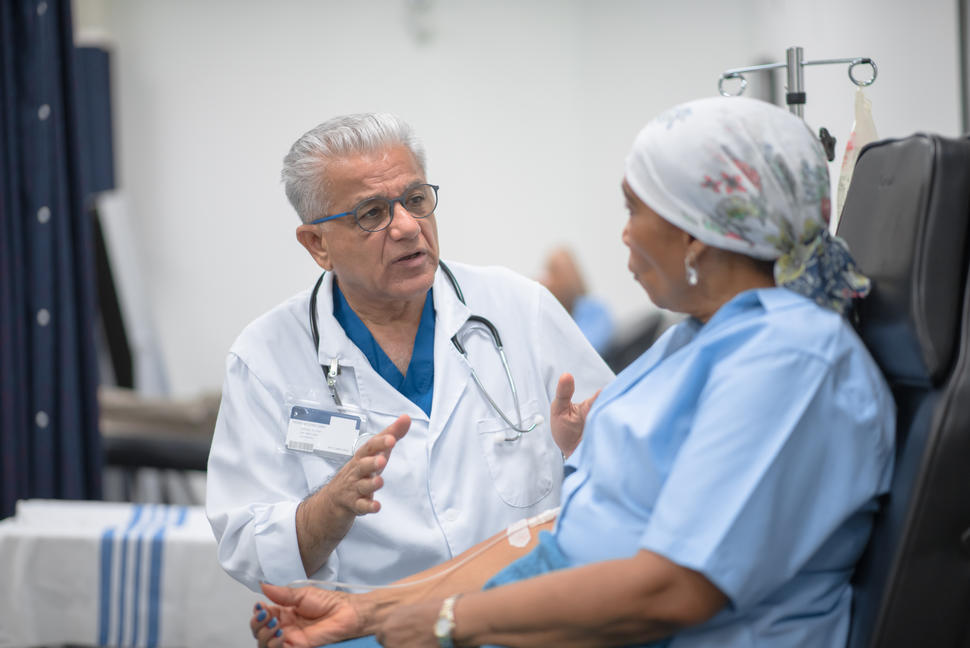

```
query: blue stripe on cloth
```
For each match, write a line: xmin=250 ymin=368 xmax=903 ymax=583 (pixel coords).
xmin=116 ymin=505 xmax=145 ymax=647
xmin=130 ymin=505 xmax=161 ymax=647
xmin=99 ymin=505 xmax=142 ymax=646
xmin=97 ymin=527 xmax=116 ymax=646
xmin=147 ymin=509 xmax=168 ymax=648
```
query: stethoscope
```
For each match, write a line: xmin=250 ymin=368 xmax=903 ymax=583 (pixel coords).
xmin=308 ymin=260 xmax=541 ymax=438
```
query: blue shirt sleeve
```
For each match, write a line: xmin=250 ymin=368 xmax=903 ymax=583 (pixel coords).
xmin=570 ymin=295 xmax=615 ymax=354
xmin=638 ymin=346 xmax=894 ymax=609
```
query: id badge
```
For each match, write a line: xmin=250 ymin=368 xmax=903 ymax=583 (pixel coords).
xmin=285 ymin=405 xmax=368 ymax=462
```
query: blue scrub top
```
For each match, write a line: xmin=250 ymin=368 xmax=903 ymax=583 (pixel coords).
xmin=332 ymin=282 xmax=435 ymax=417
xmin=556 ymin=287 xmax=895 ymax=647
xmin=571 ymin=295 xmax=615 ymax=354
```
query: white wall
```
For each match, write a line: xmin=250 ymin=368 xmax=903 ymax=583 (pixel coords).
xmin=73 ymin=0 xmax=961 ymax=397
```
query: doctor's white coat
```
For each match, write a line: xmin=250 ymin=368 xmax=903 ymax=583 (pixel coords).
xmin=205 ymin=261 xmax=614 ymax=591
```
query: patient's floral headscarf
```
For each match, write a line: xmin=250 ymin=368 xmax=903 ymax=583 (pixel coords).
xmin=624 ymin=96 xmax=870 ymax=315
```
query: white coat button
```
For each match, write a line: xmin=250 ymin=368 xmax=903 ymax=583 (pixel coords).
xmin=443 ymin=508 xmax=459 ymax=523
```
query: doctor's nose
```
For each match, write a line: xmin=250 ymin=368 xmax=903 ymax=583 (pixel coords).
xmin=386 ymin=202 xmax=422 ymax=239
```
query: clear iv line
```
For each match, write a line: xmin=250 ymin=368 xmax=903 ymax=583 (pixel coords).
xmin=284 ymin=507 xmax=560 ymax=592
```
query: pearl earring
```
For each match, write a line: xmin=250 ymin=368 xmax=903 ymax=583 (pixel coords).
xmin=685 ymin=256 xmax=699 ymax=286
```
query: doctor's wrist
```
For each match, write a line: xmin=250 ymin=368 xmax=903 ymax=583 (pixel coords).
xmin=295 ymin=491 xmax=353 ymax=575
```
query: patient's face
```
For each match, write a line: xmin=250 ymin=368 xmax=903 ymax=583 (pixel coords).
xmin=621 ymin=179 xmax=690 ymax=311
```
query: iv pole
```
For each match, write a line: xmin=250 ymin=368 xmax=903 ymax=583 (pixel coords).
xmin=718 ymin=46 xmax=877 ymax=118
xmin=717 ymin=47 xmax=877 ymax=159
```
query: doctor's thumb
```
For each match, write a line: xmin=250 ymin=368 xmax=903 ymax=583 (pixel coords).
xmin=384 ymin=414 xmax=411 ymax=442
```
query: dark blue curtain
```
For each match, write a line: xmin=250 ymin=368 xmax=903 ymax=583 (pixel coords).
xmin=1 ymin=0 xmax=102 ymax=518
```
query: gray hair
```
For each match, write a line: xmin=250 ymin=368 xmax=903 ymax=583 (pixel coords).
xmin=281 ymin=113 xmax=427 ymax=223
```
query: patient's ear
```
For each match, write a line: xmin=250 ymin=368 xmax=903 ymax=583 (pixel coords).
xmin=296 ymin=224 xmax=333 ymax=271
xmin=685 ymin=236 xmax=709 ymax=264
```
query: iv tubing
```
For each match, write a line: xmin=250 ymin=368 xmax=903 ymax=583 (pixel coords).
xmin=285 ymin=507 xmax=560 ymax=592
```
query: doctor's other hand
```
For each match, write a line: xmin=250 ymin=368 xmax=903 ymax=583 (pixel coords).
xmin=551 ymin=373 xmax=600 ymax=459
xmin=296 ymin=415 xmax=411 ymax=576
xmin=258 ymin=583 xmax=366 ymax=648
xmin=327 ymin=414 xmax=411 ymax=516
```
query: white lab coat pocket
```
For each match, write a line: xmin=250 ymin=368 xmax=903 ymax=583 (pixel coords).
xmin=476 ymin=402 xmax=556 ymax=508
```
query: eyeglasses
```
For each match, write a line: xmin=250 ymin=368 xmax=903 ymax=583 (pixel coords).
xmin=309 ymin=183 xmax=439 ymax=232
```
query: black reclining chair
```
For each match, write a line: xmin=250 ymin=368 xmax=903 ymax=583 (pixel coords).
xmin=838 ymin=133 xmax=970 ymax=647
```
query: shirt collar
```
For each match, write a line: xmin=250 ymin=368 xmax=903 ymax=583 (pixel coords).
xmin=701 ymin=287 xmax=806 ymax=332
xmin=313 ymin=263 xmax=472 ymax=363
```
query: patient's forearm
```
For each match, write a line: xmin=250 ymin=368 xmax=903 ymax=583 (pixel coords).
xmin=448 ymin=550 xmax=726 ymax=648
xmin=358 ymin=517 xmax=556 ymax=633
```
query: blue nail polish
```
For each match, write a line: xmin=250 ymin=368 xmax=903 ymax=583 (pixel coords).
xmin=257 ymin=610 xmax=267 ymax=622
xmin=256 ymin=602 xmax=262 ymax=611
xmin=275 ymin=629 xmax=283 ymax=638
xmin=268 ymin=617 xmax=278 ymax=629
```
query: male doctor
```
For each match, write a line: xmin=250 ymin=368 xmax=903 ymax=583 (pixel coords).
xmin=206 ymin=113 xmax=613 ymax=592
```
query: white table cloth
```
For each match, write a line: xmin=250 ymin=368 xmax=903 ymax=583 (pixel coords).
xmin=0 ymin=500 xmax=257 ymax=648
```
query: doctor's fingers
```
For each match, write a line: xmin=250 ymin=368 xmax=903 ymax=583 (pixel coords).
xmin=551 ymin=373 xmax=577 ymax=415
xmin=377 ymin=415 xmax=411 ymax=446
xmin=354 ymin=416 xmax=410 ymax=462
xmin=347 ymin=451 xmax=388 ymax=478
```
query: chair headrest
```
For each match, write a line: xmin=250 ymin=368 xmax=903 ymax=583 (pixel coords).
xmin=837 ymin=133 xmax=970 ymax=386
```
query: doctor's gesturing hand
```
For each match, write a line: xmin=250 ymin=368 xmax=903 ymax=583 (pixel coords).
xmin=294 ymin=415 xmax=411 ymax=577
xmin=550 ymin=372 xmax=601 ymax=459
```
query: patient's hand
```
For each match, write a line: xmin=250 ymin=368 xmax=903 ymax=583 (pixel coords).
xmin=258 ymin=583 xmax=365 ymax=647
xmin=551 ymin=373 xmax=600 ymax=459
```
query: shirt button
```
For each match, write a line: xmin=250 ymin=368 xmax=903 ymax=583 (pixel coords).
xmin=37 ymin=308 xmax=51 ymax=326
xmin=37 ymin=2 xmax=48 ymax=16
xmin=443 ymin=508 xmax=459 ymax=523
xmin=38 ymin=104 xmax=51 ymax=120
xmin=37 ymin=206 xmax=51 ymax=223
xmin=36 ymin=411 xmax=49 ymax=428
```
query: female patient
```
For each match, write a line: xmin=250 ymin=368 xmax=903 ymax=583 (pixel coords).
xmin=250 ymin=96 xmax=894 ymax=648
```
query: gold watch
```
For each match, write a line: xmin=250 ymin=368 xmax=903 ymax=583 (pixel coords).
xmin=433 ymin=594 xmax=461 ymax=648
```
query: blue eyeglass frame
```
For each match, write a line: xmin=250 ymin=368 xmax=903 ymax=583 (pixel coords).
xmin=308 ymin=183 xmax=440 ymax=230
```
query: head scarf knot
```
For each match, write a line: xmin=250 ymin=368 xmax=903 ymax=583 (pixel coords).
xmin=624 ymin=96 xmax=870 ymax=316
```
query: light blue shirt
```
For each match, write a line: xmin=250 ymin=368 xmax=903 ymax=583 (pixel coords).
xmin=556 ymin=287 xmax=895 ymax=647
xmin=571 ymin=295 xmax=615 ymax=354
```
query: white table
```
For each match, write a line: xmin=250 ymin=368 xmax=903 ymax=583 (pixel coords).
xmin=0 ymin=500 xmax=257 ymax=648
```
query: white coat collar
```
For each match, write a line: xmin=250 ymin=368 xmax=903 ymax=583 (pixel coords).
xmin=311 ymin=263 xmax=473 ymax=366
xmin=431 ymin=261 xmax=473 ymax=341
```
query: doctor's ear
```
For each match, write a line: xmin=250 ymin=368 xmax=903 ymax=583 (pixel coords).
xmin=296 ymin=224 xmax=334 ymax=271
